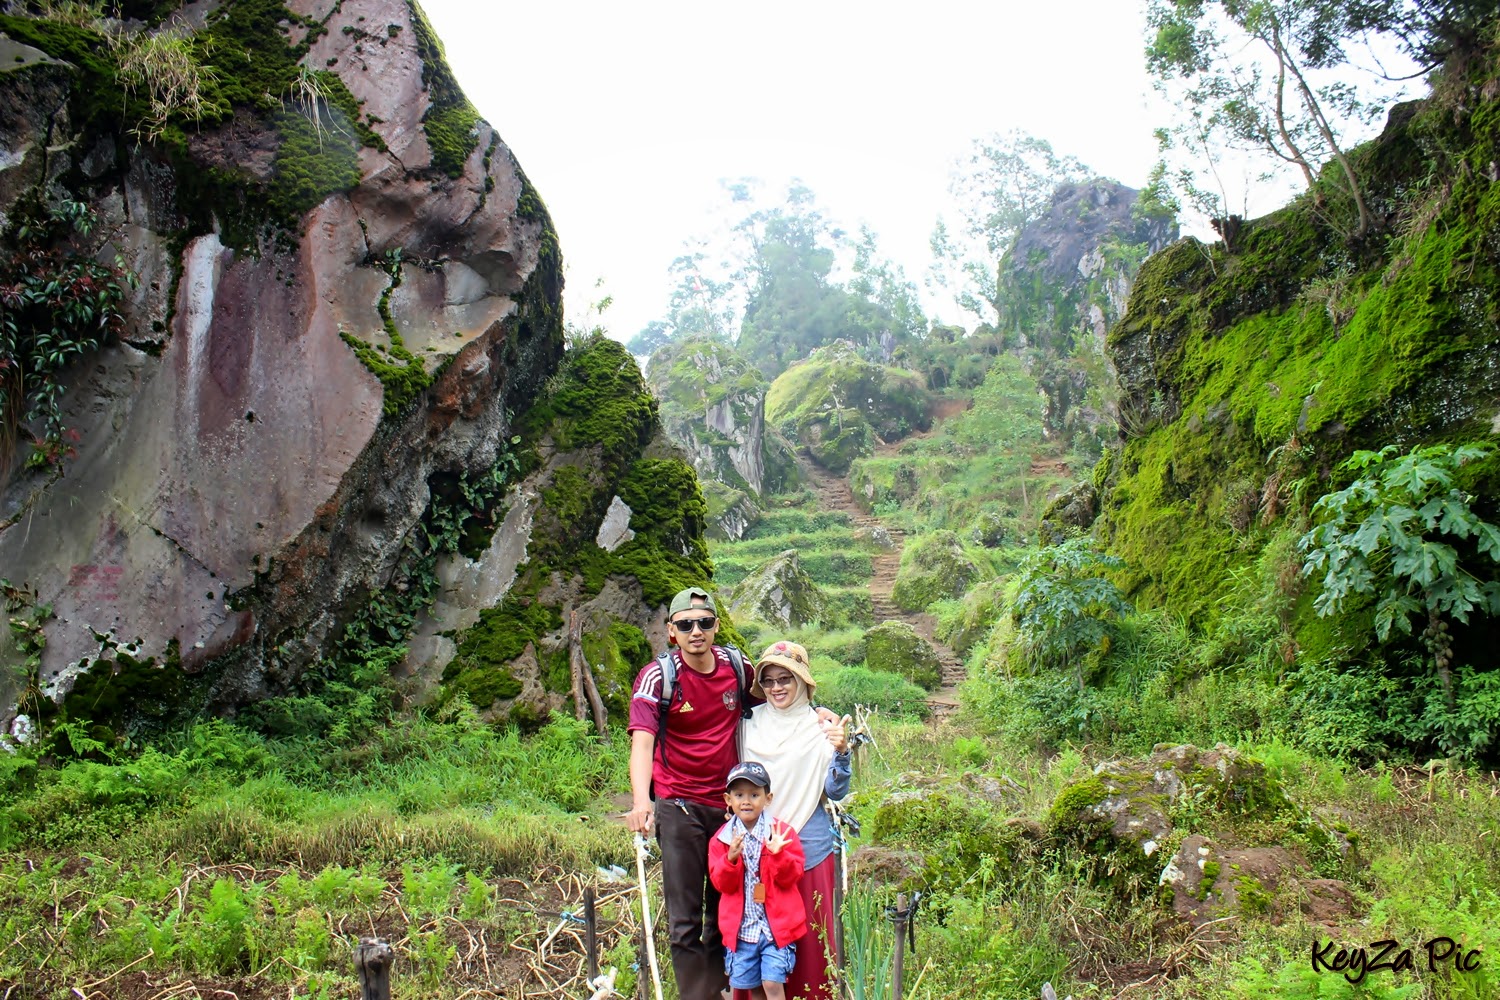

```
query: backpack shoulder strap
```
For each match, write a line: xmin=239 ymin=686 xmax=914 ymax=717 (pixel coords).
xmin=654 ymin=650 xmax=677 ymax=765
xmin=722 ymin=644 xmax=753 ymax=719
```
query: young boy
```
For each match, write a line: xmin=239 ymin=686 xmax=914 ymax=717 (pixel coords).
xmin=708 ymin=762 xmax=807 ymax=1000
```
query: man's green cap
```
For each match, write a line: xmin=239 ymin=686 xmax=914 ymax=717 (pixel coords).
xmin=668 ymin=587 xmax=717 ymax=618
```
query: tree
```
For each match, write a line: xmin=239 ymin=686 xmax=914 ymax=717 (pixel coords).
xmin=662 ymin=252 xmax=736 ymax=343
xmin=1298 ymin=443 xmax=1500 ymax=708
xmin=1146 ymin=0 xmax=1417 ymax=239
xmin=849 ymin=226 xmax=927 ymax=348
xmin=735 ymin=184 xmax=904 ymax=377
xmin=949 ymin=355 xmax=1047 ymax=508
xmin=626 ymin=321 xmax=671 ymax=358
xmin=929 ymin=132 xmax=1089 ymax=325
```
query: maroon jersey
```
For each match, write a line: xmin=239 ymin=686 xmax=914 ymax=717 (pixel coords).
xmin=628 ymin=647 xmax=742 ymax=807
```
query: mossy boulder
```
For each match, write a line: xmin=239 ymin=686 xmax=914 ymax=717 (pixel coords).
xmin=936 ymin=578 xmax=1009 ymax=657
xmin=890 ymin=530 xmax=979 ymax=612
xmin=968 ymin=508 xmax=1016 ymax=548
xmin=869 ymin=785 xmax=1021 ymax=895
xmin=766 ymin=342 xmax=930 ymax=474
xmin=726 ymin=549 xmax=834 ymax=630
xmin=1038 ymin=481 xmax=1099 ymax=544
xmin=1158 ymin=834 xmax=1358 ymax=929
xmin=1048 ymin=743 xmax=1295 ymax=887
xmin=862 ymin=621 xmax=942 ymax=691
xmin=849 ymin=456 xmax=920 ymax=513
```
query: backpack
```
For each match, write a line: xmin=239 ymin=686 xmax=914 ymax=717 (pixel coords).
xmin=655 ymin=643 xmax=753 ymax=767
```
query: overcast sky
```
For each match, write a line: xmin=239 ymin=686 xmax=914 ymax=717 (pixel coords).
xmin=416 ymin=2 xmax=1210 ymax=337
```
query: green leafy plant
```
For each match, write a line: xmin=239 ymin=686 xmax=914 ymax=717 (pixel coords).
xmin=0 ymin=194 xmax=134 ymax=477
xmin=1011 ymin=537 xmax=1131 ymax=687
xmin=1299 ymin=442 xmax=1500 ymax=729
xmin=1299 ymin=443 xmax=1500 ymax=640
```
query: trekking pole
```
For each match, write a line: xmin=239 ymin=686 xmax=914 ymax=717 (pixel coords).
xmin=634 ymin=833 xmax=666 ymax=1000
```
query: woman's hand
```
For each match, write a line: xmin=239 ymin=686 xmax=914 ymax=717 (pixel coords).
xmin=820 ymin=714 xmax=852 ymax=753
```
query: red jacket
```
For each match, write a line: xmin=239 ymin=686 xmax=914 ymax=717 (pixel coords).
xmin=708 ymin=816 xmax=807 ymax=950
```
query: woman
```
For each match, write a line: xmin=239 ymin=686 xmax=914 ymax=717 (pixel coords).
xmin=740 ymin=640 xmax=851 ymax=1000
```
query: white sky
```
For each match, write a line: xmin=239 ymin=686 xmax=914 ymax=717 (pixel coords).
xmin=417 ymin=1 xmax=1375 ymax=338
xmin=417 ymin=0 xmax=1177 ymax=336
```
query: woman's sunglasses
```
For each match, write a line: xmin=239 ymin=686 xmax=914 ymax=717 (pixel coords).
xmin=759 ymin=674 xmax=797 ymax=689
xmin=672 ymin=615 xmax=717 ymax=632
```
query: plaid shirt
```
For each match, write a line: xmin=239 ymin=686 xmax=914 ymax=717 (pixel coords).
xmin=730 ymin=812 xmax=772 ymax=943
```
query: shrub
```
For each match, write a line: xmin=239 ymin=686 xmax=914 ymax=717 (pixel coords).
xmin=1011 ymin=537 xmax=1130 ymax=687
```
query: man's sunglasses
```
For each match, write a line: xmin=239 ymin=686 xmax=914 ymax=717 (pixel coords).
xmin=672 ymin=615 xmax=717 ymax=633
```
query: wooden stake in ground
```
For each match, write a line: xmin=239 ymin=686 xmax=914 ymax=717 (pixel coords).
xmin=355 ymin=937 xmax=394 ymax=1000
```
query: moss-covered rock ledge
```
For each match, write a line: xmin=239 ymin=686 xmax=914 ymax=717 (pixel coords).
xmin=430 ymin=336 xmax=744 ymax=727
xmin=1102 ymin=84 xmax=1500 ymax=633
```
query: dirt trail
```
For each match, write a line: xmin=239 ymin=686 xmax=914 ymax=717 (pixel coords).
xmin=797 ymin=454 xmax=966 ymax=714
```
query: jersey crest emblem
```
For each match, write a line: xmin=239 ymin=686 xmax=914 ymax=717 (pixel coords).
xmin=723 ymin=690 xmax=737 ymax=710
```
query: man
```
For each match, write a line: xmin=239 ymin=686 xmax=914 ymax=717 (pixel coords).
xmin=626 ymin=587 xmax=743 ymax=1000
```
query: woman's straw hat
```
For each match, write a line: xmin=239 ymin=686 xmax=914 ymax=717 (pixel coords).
xmin=753 ymin=639 xmax=815 ymax=698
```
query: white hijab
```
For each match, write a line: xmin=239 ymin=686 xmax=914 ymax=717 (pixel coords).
xmin=741 ymin=677 xmax=834 ymax=834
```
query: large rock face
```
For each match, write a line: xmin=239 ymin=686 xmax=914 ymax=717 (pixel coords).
xmin=0 ymin=2 xmax=581 ymax=726
xmin=993 ymin=178 xmax=1177 ymax=444
xmin=725 ymin=549 xmax=832 ymax=631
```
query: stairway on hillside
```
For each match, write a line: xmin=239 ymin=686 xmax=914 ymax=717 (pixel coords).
xmin=797 ymin=454 xmax=966 ymax=713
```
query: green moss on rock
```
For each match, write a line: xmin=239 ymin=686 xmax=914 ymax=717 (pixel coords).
xmin=766 ymin=342 xmax=930 ymax=474
xmin=1103 ymin=88 xmax=1500 ymax=633
xmin=407 ymin=0 xmax=480 ymax=178
xmin=862 ymin=621 xmax=942 ymax=691
xmin=890 ymin=530 xmax=979 ymax=612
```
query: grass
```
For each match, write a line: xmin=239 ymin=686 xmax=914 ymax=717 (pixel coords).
xmin=0 ymin=708 xmax=634 ymax=992
xmin=839 ymin=706 xmax=1500 ymax=1000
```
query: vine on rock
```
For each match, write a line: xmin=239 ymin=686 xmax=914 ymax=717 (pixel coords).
xmin=0 ymin=193 xmax=135 ymax=479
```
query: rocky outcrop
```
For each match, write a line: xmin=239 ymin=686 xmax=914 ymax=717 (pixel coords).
xmin=1039 ymin=480 xmax=1099 ymax=544
xmin=701 ymin=480 xmax=759 ymax=542
xmin=1100 ymin=92 xmax=1500 ymax=633
xmin=862 ymin=621 xmax=942 ymax=691
xmin=1158 ymin=834 xmax=1359 ymax=929
xmin=0 ymin=4 xmax=697 ymax=732
xmin=890 ymin=530 xmax=978 ymax=612
xmin=725 ymin=549 xmax=832 ymax=631
xmin=995 ymin=179 xmax=1177 ymax=442
xmin=647 ymin=338 xmax=794 ymax=499
xmin=765 ymin=341 xmax=930 ymax=475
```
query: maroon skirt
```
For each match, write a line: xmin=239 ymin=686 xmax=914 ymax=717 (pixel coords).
xmin=735 ymin=851 xmax=840 ymax=1000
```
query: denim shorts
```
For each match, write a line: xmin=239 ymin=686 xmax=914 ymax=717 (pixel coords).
xmin=725 ymin=936 xmax=797 ymax=988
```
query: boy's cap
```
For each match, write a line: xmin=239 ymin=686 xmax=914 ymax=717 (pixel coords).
xmin=726 ymin=761 xmax=772 ymax=791
xmin=669 ymin=587 xmax=717 ymax=618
